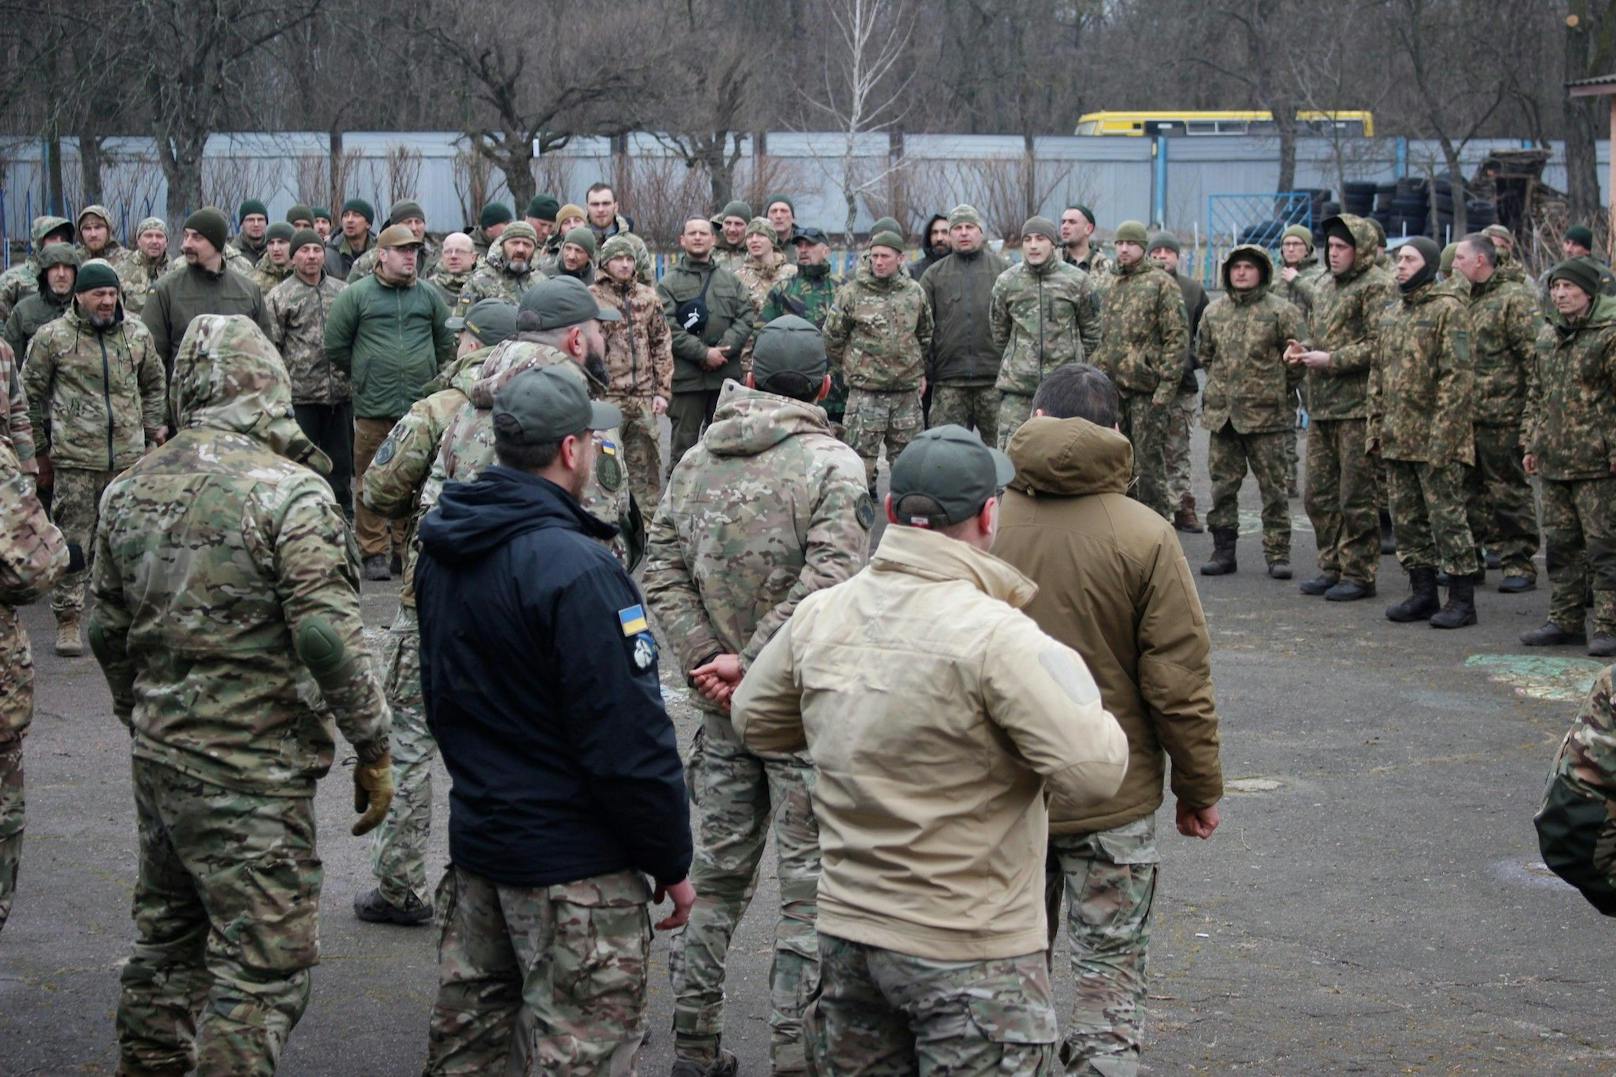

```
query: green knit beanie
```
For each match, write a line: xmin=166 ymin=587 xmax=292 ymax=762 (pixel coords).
xmin=312 ymin=207 xmax=332 ymax=223
xmin=389 ymin=200 xmax=425 ymax=225
xmin=525 ymin=195 xmax=559 ymax=222
xmin=290 ymin=228 xmax=323 ymax=253
xmin=1147 ymin=232 xmax=1181 ymax=255
xmin=869 ymin=231 xmax=905 ymax=253
xmin=1113 ymin=220 xmax=1148 ymax=245
xmin=266 ymin=222 xmax=295 ymax=243
xmin=238 ymin=199 xmax=268 ymax=223
xmin=286 ymin=204 xmax=314 ymax=225
xmin=563 ymin=227 xmax=598 ymax=256
xmin=1281 ymin=224 xmax=1314 ymax=252
xmin=1550 ymin=258 xmax=1602 ymax=298
xmin=480 ymin=202 xmax=513 ymax=229
xmin=184 ymin=207 xmax=230 ymax=252
xmin=720 ymin=200 xmax=753 ymax=222
xmin=75 ymin=259 xmax=120 ymax=293
xmin=341 ymin=197 xmax=375 ymax=224
xmin=872 ymin=216 xmax=902 ymax=238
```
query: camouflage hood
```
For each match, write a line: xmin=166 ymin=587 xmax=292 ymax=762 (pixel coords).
xmin=468 ymin=338 xmax=577 ymax=408
xmin=169 ymin=314 xmax=330 ymax=475
xmin=1221 ymin=243 xmax=1273 ymax=295
xmin=77 ymin=204 xmax=121 ymax=250
xmin=704 ymin=380 xmax=830 ymax=456
xmin=34 ymin=243 xmax=81 ymax=295
xmin=31 ymin=214 xmax=72 ymax=251
xmin=425 ymin=346 xmax=490 ymax=396
xmin=1547 ymin=293 xmax=1616 ymax=335
xmin=1322 ymin=214 xmax=1381 ymax=281
xmin=1006 ymin=414 xmax=1133 ymax=498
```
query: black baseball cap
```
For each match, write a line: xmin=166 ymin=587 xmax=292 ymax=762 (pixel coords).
xmin=793 ymin=227 xmax=829 ymax=245
xmin=889 ymin=425 xmax=1015 ymax=528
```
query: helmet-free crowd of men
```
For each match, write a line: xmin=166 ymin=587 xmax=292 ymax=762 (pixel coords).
xmin=1 ymin=179 xmax=1615 ymax=1077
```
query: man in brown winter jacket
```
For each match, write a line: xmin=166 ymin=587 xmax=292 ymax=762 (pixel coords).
xmin=992 ymin=361 xmax=1224 ymax=1077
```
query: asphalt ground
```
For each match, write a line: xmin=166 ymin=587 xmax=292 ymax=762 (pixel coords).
xmin=4 ymin=425 xmax=1615 ymax=1075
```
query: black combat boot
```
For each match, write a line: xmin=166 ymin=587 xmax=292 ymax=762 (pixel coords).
xmin=1379 ymin=509 xmax=1396 ymax=555
xmin=1521 ymin=621 xmax=1586 ymax=646
xmin=1200 ymin=528 xmax=1238 ymax=575
xmin=1385 ymin=567 xmax=1440 ymax=622
xmin=1299 ymin=572 xmax=1339 ymax=596
xmin=1429 ymin=575 xmax=1477 ymax=629
xmin=1267 ymin=560 xmax=1292 ymax=580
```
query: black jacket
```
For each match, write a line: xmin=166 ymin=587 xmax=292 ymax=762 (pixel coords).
xmin=415 ymin=465 xmax=692 ymax=888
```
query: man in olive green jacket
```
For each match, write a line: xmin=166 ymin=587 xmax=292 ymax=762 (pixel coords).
xmin=323 ymin=225 xmax=454 ymax=580
xmin=142 ymin=208 xmax=271 ymax=375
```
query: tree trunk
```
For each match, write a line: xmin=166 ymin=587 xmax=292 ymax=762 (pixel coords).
xmin=328 ymin=127 xmax=344 ymax=211
xmin=159 ymin=130 xmax=207 ymax=236
xmin=1565 ymin=0 xmax=1603 ymax=223
xmin=44 ymin=127 xmax=65 ymax=217
xmin=705 ymin=140 xmax=734 ymax=209
xmin=1442 ymin=142 xmax=1467 ymax=239
xmin=78 ymin=132 xmax=104 ymax=208
xmin=499 ymin=139 xmax=537 ymax=213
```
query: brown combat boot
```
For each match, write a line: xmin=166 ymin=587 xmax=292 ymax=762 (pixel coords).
xmin=54 ymin=613 xmax=84 ymax=657
xmin=1173 ymin=493 xmax=1204 ymax=533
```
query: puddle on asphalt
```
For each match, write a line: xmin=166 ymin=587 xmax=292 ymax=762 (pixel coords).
xmin=1464 ymin=654 xmax=1606 ymax=703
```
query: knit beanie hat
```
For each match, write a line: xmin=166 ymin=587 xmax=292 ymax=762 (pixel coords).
xmin=1565 ymin=225 xmax=1596 ymax=251
xmin=341 ymin=197 xmax=375 ymax=224
xmin=745 ymin=217 xmax=774 ymax=240
xmin=500 ymin=221 xmax=540 ymax=247
xmin=563 ymin=227 xmax=598 ymax=256
xmin=184 ymin=207 xmax=230 ymax=252
xmin=1281 ymin=224 xmax=1315 ymax=253
xmin=1439 ymin=242 xmax=1459 ymax=275
xmin=286 ymin=204 xmax=314 ymax=224
xmin=290 ymin=228 xmax=323 ymax=253
xmin=872 ymin=216 xmax=902 ymax=239
xmin=480 ymin=202 xmax=514 ymax=229
xmin=869 ymin=231 xmax=905 ymax=253
xmin=1113 ymin=220 xmax=1149 ymax=245
xmin=75 ymin=259 xmax=120 ymax=293
xmin=766 ymin=195 xmax=795 ymax=213
xmin=720 ymin=200 xmax=753 ymax=222
xmin=558 ymin=203 xmax=586 ymax=225
xmin=1021 ymin=216 xmax=1060 ymax=244
xmin=1550 ymin=258 xmax=1602 ymax=298
xmin=312 ymin=207 xmax=332 ymax=223
xmin=1147 ymin=232 xmax=1181 ymax=255
xmin=238 ymin=199 xmax=268 ymax=223
xmin=948 ymin=204 xmax=982 ymax=228
xmin=266 ymin=222 xmax=295 ymax=243
xmin=599 ymin=234 xmax=639 ymax=263
xmin=525 ymin=195 xmax=560 ymax=222
xmin=389 ymin=199 xmax=425 ymax=225
xmin=135 ymin=216 xmax=167 ymax=237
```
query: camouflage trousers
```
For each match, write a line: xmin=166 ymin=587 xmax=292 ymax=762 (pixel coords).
xmin=605 ymin=394 xmax=664 ymax=515
xmin=1045 ymin=816 xmax=1159 ymax=1077
xmin=1206 ymin=426 xmax=1292 ymax=562
xmin=1541 ymin=476 xmax=1616 ymax=635
xmin=995 ymin=391 xmax=1034 ymax=451
xmin=803 ymin=932 xmax=1058 ymax=1076
xmin=672 ymin=717 xmax=820 ymax=1074
xmin=48 ymin=466 xmax=113 ymax=618
xmin=1119 ymin=391 xmax=1170 ymax=520
xmin=926 ymin=382 xmax=998 ymax=447
xmin=0 ymin=737 xmax=21 ymax=936
xmin=117 ymin=758 xmax=321 ymax=1077
xmin=424 ymin=864 xmax=652 ymax=1076
xmin=845 ymin=387 xmax=924 ymax=492
xmin=1385 ymin=459 xmax=1478 ymax=577
xmin=370 ymin=606 xmax=436 ymax=908
xmin=1304 ymin=419 xmax=1380 ymax=584
xmin=1164 ymin=385 xmax=1199 ymax=507
xmin=1465 ymin=425 xmax=1538 ymax=579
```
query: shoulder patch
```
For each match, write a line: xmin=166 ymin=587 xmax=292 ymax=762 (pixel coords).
xmin=855 ymin=493 xmax=875 ymax=530
xmin=618 ymin=603 xmax=648 ymax=636
xmin=373 ymin=432 xmax=398 ymax=468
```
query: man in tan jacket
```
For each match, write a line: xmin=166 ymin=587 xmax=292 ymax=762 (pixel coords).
xmin=993 ymin=362 xmax=1224 ymax=1076
xmin=733 ymin=425 xmax=1128 ymax=1075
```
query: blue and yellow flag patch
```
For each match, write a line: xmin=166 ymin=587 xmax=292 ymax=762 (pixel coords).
xmin=618 ymin=604 xmax=648 ymax=636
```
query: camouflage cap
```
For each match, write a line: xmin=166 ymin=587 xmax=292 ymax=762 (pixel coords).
xmin=744 ymin=217 xmax=774 ymax=241
xmin=377 ymin=223 xmax=423 ymax=249
xmin=1113 ymin=220 xmax=1148 ymax=245
xmin=493 ymin=364 xmax=622 ymax=445
xmin=948 ymin=204 xmax=982 ymax=228
xmin=1481 ymin=223 xmax=1514 ymax=245
xmin=889 ymin=425 xmax=1015 ymax=529
xmin=286 ymin=203 xmax=314 ymax=224
xmin=752 ymin=314 xmax=828 ymax=392
xmin=266 ymin=222 xmax=295 ymax=243
xmin=562 ymin=227 xmax=598 ymax=255
xmin=447 ymin=297 xmax=519 ymax=347
xmin=599 ymin=234 xmax=638 ymax=263
xmin=1440 ymin=242 xmax=1459 ymax=275
xmin=518 ymin=276 xmax=622 ymax=329
xmin=136 ymin=216 xmax=167 ymax=236
xmin=77 ymin=204 xmax=115 ymax=231
xmin=500 ymin=221 xmax=540 ymax=248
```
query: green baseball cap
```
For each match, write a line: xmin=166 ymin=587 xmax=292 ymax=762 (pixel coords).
xmin=518 ymin=277 xmax=621 ymax=330
xmin=446 ymin=297 xmax=519 ymax=347
xmin=889 ymin=425 xmax=1015 ymax=528
xmin=752 ymin=315 xmax=828 ymax=391
xmin=493 ymin=364 xmax=622 ymax=445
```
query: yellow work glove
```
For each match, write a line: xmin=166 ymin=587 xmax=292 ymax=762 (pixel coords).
xmin=352 ymin=752 xmax=395 ymax=836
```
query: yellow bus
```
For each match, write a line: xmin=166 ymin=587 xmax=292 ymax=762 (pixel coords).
xmin=1075 ymin=110 xmax=1375 ymax=137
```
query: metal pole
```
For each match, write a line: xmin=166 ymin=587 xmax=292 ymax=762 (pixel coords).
xmin=1152 ymin=135 xmax=1168 ymax=227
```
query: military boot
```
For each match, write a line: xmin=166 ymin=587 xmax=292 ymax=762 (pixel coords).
xmin=353 ymin=888 xmax=433 ymax=926
xmin=1199 ymin=528 xmax=1237 ymax=575
xmin=54 ymin=613 xmax=84 ymax=657
xmin=1174 ymin=493 xmax=1204 ymax=534
xmin=671 ymin=1048 xmax=738 ymax=1077
xmin=1379 ymin=509 xmax=1396 ymax=555
xmin=1299 ymin=572 xmax=1339 ymax=596
xmin=1520 ymin=621 xmax=1586 ymax=646
xmin=1429 ymin=576 xmax=1477 ymax=629
xmin=363 ymin=554 xmax=391 ymax=581
xmin=1385 ymin=567 xmax=1440 ymax=623
xmin=1267 ymin=560 xmax=1292 ymax=580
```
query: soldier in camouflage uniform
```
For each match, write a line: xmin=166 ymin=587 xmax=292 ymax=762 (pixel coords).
xmin=990 ymin=216 xmax=1101 ymax=448
xmin=0 ymin=215 xmax=74 ymax=321
xmin=643 ymin=316 xmax=871 ymax=1077
xmin=90 ymin=314 xmax=392 ymax=1077
xmin=1536 ymin=663 xmax=1616 ymax=915
xmin=354 ymin=298 xmax=517 ymax=927
xmin=592 ymin=234 xmax=674 ymax=511
xmin=453 ymin=220 xmax=540 ymax=317
xmin=251 ymin=221 xmax=295 ymax=294
xmin=1197 ymin=246 xmax=1306 ymax=578
xmin=1521 ymin=260 xmax=1616 ymax=655
xmin=0 ymin=437 xmax=70 ymax=935
xmin=1060 ymin=204 xmax=1115 ymax=301
xmin=825 ymin=231 xmax=932 ymax=494
xmin=2 ymin=243 xmax=78 ymax=360
xmin=24 ymin=260 xmax=166 ymax=656
xmin=1370 ymin=236 xmax=1480 ymax=629
xmin=761 ymin=228 xmax=844 ymax=430
xmin=1452 ymin=233 xmax=1542 ymax=592
xmin=1287 ymin=215 xmax=1397 ymax=601
xmin=420 ymin=278 xmax=641 ymax=569
xmin=1147 ymin=233 xmax=1210 ymax=532
xmin=1090 ymin=220 xmax=1189 ymax=520
xmin=267 ymin=229 xmax=352 ymax=515
xmin=1278 ymin=226 xmax=1325 ymax=500
xmin=119 ymin=217 xmax=171 ymax=318
xmin=712 ymin=200 xmax=752 ymax=274
xmin=0 ymin=337 xmax=34 ymax=477
xmin=735 ymin=217 xmax=798 ymax=314
xmin=74 ymin=204 xmax=132 ymax=275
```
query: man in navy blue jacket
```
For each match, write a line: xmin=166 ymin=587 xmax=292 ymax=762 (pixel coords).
xmin=415 ymin=361 xmax=695 ymax=1075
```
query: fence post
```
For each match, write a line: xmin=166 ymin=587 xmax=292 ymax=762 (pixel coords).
xmin=1394 ymin=136 xmax=1408 ymax=180
xmin=1151 ymin=134 xmax=1168 ymax=227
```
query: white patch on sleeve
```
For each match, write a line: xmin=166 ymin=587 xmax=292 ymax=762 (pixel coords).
xmin=1039 ymin=648 xmax=1101 ymax=706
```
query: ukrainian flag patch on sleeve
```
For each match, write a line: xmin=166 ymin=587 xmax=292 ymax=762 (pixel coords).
xmin=618 ymin=604 xmax=649 ymax=636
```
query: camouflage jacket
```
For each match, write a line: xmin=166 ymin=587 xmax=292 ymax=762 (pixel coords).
xmin=1065 ymin=246 xmax=1115 ymax=302
xmin=0 ymin=439 xmax=69 ymax=741
xmin=1523 ymin=295 xmax=1616 ymax=481
xmin=119 ymin=249 xmax=172 ymax=318
xmin=230 ymin=234 xmax=268 ymax=265
xmin=1465 ymin=271 xmax=1541 ymax=427
xmin=23 ymin=305 xmax=166 ymax=471
xmin=363 ymin=349 xmax=487 ymax=608
xmin=252 ymin=252 xmax=294 ymax=295
xmin=0 ymin=340 xmax=34 ymax=471
xmin=266 ymin=271 xmax=350 ymax=406
xmin=1197 ymin=249 xmax=1306 ymax=436
xmin=0 ymin=215 xmax=73 ymax=320
xmin=591 ymin=273 xmax=674 ymax=400
xmin=421 ymin=338 xmax=639 ymax=568
xmin=1305 ymin=216 xmax=1397 ymax=421
xmin=761 ymin=265 xmax=845 ymax=419
xmin=75 ymin=241 xmax=131 ymax=276
xmin=591 ymin=216 xmax=654 ymax=284
xmin=1368 ymin=279 xmax=1474 ymax=466
xmin=642 ymin=382 xmax=869 ymax=726
xmin=735 ymin=251 xmax=797 ymax=312
xmin=1537 ymin=664 xmax=1616 ymax=915
xmin=990 ymin=258 xmax=1102 ymax=396
xmin=713 ymin=239 xmax=748 ymax=275
xmin=453 ymin=244 xmax=538 ymax=317
xmin=1277 ymin=256 xmax=1326 ymax=323
xmin=89 ymin=314 xmax=390 ymax=796
xmin=425 ymin=265 xmax=474 ymax=310
xmin=823 ymin=268 xmax=933 ymax=391
xmin=1090 ymin=259 xmax=1189 ymax=400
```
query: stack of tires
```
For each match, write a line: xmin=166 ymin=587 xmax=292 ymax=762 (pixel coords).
xmin=1385 ymin=178 xmax=1428 ymax=239
xmin=1342 ymin=181 xmax=1378 ymax=216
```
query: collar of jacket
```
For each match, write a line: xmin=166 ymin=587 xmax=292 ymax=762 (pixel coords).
xmin=1400 ymin=277 xmax=1439 ymax=304
xmin=373 ymin=266 xmax=417 ymax=289
xmin=1466 ymin=271 xmax=1500 ymax=299
xmin=1116 ymin=257 xmax=1148 ymax=278
xmin=190 ymin=260 xmax=228 ymax=281
xmin=1229 ymin=282 xmax=1268 ymax=305
xmin=1026 ymin=255 xmax=1061 ymax=278
xmin=799 ymin=261 xmax=831 ymax=280
xmin=869 ymin=525 xmax=1037 ymax=609
xmin=678 ymin=254 xmax=715 ymax=273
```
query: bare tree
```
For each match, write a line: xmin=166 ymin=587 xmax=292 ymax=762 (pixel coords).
xmin=1564 ymin=0 xmax=1616 ymax=224
xmin=800 ymin=0 xmax=917 ymax=242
